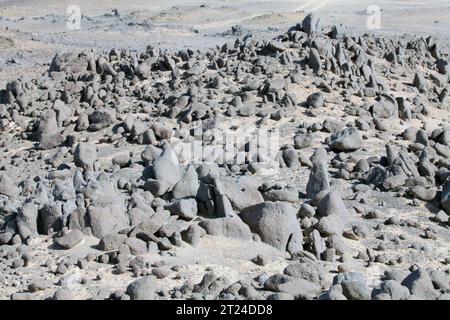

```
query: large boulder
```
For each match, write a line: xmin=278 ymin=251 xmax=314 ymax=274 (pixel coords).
xmin=214 ymin=178 xmax=264 ymax=212
xmin=302 ymin=13 xmax=320 ymax=35
xmin=166 ymin=198 xmax=198 ymax=220
xmin=371 ymin=100 xmax=397 ymax=119
xmin=306 ymin=92 xmax=324 ymax=108
xmin=54 ymin=230 xmax=84 ymax=249
xmin=413 ymin=72 xmax=428 ymax=92
xmin=329 ymin=127 xmax=363 ymax=152
xmin=199 ymin=216 xmax=252 ymax=240
xmin=126 ymin=276 xmax=157 ymax=300
xmin=87 ymin=204 xmax=129 ymax=238
xmin=36 ymin=109 xmax=65 ymax=150
xmin=240 ymin=201 xmax=303 ymax=253
xmin=74 ymin=143 xmax=97 ymax=170
xmin=130 ymin=210 xmax=171 ymax=241
xmin=172 ymin=165 xmax=199 ymax=199
xmin=306 ymin=161 xmax=330 ymax=198
xmin=16 ymin=203 xmax=39 ymax=240
xmin=50 ymin=52 xmax=88 ymax=74
xmin=0 ymin=172 xmax=20 ymax=197
xmin=341 ymin=280 xmax=372 ymax=300
xmin=152 ymin=145 xmax=181 ymax=192
xmin=38 ymin=203 xmax=63 ymax=235
xmin=316 ymin=191 xmax=349 ymax=217
xmin=88 ymin=108 xmax=116 ymax=131
xmin=401 ymin=269 xmax=439 ymax=300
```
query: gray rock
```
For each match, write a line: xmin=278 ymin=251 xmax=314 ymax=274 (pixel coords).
xmin=38 ymin=203 xmax=62 ymax=235
xmin=282 ymin=148 xmax=300 ymax=168
xmin=166 ymin=198 xmax=198 ymax=220
xmin=240 ymin=201 xmax=303 ymax=253
xmin=341 ymin=280 xmax=372 ymax=300
xmin=322 ymin=119 xmax=345 ymax=133
xmin=306 ymin=161 xmax=330 ymax=198
xmin=98 ymin=233 xmax=127 ymax=251
xmin=308 ymin=48 xmax=322 ymax=73
xmin=440 ymin=179 xmax=450 ymax=213
xmin=152 ymin=266 xmax=171 ymax=279
xmin=433 ymin=210 xmax=449 ymax=223
xmin=375 ymin=280 xmax=410 ymax=300
xmin=28 ymin=279 xmax=52 ymax=293
xmin=298 ymin=203 xmax=316 ymax=218
xmin=125 ymin=237 xmax=148 ymax=255
xmin=268 ymin=40 xmax=287 ymax=52
xmin=264 ymin=273 xmax=293 ymax=291
xmin=151 ymin=123 xmax=172 ymax=140
xmin=372 ymin=100 xmax=397 ymax=119
xmin=152 ymin=145 xmax=181 ymax=191
xmin=306 ymin=92 xmax=324 ymax=108
xmin=317 ymin=191 xmax=349 ymax=217
xmin=181 ymin=224 xmax=202 ymax=246
xmin=38 ymin=133 xmax=66 ymax=150
xmin=50 ymin=52 xmax=87 ymax=73
xmin=172 ymin=165 xmax=199 ymax=199
xmin=0 ymin=231 xmax=13 ymax=245
xmin=74 ymin=143 xmax=97 ymax=170
xmin=294 ymin=132 xmax=314 ymax=149
xmin=141 ymin=145 xmax=162 ymax=166
xmin=36 ymin=109 xmax=65 ymax=150
xmin=409 ymin=186 xmax=436 ymax=201
xmin=311 ymin=229 xmax=326 ymax=259
xmin=214 ymin=178 xmax=264 ymax=212
xmin=239 ymin=104 xmax=255 ymax=117
xmin=16 ymin=203 xmax=39 ymax=240
xmin=112 ymin=153 xmax=130 ymax=168
xmin=263 ymin=189 xmax=298 ymax=203
xmin=413 ymin=72 xmax=428 ymax=92
xmin=88 ymin=108 xmax=116 ymax=131
xmin=273 ymin=277 xmax=321 ymax=299
xmin=329 ymin=128 xmax=363 ymax=152
xmin=199 ymin=216 xmax=252 ymax=240
xmin=316 ymin=214 xmax=344 ymax=236
xmin=0 ymin=172 xmax=20 ymax=197
xmin=126 ymin=276 xmax=157 ymax=300
xmin=416 ymin=129 xmax=429 ymax=145
xmin=88 ymin=204 xmax=129 ymax=238
xmin=215 ymin=194 xmax=235 ymax=217
xmin=122 ymin=114 xmax=135 ymax=132
xmin=333 ymin=272 xmax=365 ymax=285
xmin=429 ymin=270 xmax=450 ymax=291
xmin=54 ymin=230 xmax=84 ymax=249
xmin=319 ymin=285 xmax=347 ymax=300
xmin=52 ymin=289 xmax=77 ymax=300
xmin=401 ymin=269 xmax=439 ymax=300
xmin=131 ymin=210 xmax=171 ymax=240
xmin=302 ymin=13 xmax=320 ymax=34
xmin=310 ymin=147 xmax=328 ymax=164
xmin=284 ymin=261 xmax=326 ymax=286
xmin=130 ymin=119 xmax=148 ymax=139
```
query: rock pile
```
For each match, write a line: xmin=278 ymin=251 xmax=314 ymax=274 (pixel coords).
xmin=0 ymin=13 xmax=450 ymax=300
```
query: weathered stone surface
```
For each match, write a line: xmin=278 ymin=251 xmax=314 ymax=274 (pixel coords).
xmin=240 ymin=202 xmax=303 ymax=253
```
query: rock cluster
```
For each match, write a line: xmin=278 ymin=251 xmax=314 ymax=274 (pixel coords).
xmin=1 ymin=13 xmax=450 ymax=300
